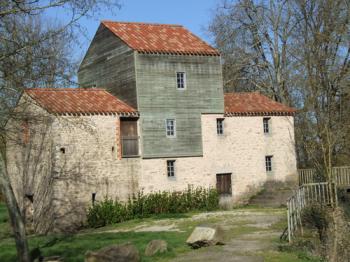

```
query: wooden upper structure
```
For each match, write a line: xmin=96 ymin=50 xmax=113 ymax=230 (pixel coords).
xmin=78 ymin=21 xmax=224 ymax=158
xmin=78 ymin=21 xmax=294 ymax=159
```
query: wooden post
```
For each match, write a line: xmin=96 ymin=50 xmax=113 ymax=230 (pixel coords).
xmin=287 ymin=201 xmax=291 ymax=243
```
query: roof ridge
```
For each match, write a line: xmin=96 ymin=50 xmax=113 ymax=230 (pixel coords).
xmin=25 ymin=88 xmax=106 ymax=92
xmin=225 ymin=91 xmax=260 ymax=95
xmin=100 ymin=21 xmax=220 ymax=56
xmin=101 ymin=20 xmax=183 ymax=27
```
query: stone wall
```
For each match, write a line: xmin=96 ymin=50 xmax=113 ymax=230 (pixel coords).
xmin=50 ymin=114 xmax=140 ymax=232
xmin=6 ymin=96 xmax=141 ymax=233
xmin=6 ymin=95 xmax=56 ymax=234
xmin=7 ymin=98 xmax=297 ymax=233
xmin=139 ymin=114 xmax=297 ymax=204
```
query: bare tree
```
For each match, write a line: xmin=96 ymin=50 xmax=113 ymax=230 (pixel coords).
xmin=292 ymin=0 xmax=349 ymax=176
xmin=209 ymin=0 xmax=350 ymax=171
xmin=209 ymin=0 xmax=298 ymax=104
xmin=0 ymin=1 xmax=120 ymax=261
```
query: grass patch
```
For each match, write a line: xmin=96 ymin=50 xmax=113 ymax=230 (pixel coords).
xmin=0 ymin=202 xmax=193 ymax=261
xmin=0 ymin=203 xmax=322 ymax=262
xmin=262 ymin=250 xmax=323 ymax=262
xmin=0 ymin=231 xmax=191 ymax=262
xmin=0 ymin=203 xmax=11 ymax=240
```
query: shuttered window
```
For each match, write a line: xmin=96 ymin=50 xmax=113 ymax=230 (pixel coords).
xmin=121 ymin=119 xmax=139 ymax=157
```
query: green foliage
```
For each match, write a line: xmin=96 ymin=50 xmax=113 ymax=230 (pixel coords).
xmin=301 ymin=204 xmax=329 ymax=241
xmin=87 ymin=187 xmax=219 ymax=228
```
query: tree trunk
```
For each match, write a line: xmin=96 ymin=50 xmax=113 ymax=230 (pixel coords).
xmin=0 ymin=154 xmax=30 ymax=262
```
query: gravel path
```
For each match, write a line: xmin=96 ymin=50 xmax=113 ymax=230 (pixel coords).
xmin=171 ymin=209 xmax=285 ymax=262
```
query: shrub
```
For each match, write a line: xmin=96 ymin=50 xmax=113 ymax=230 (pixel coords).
xmin=87 ymin=187 xmax=219 ymax=228
xmin=301 ymin=204 xmax=329 ymax=241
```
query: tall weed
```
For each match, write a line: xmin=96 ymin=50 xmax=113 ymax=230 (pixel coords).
xmin=87 ymin=187 xmax=219 ymax=228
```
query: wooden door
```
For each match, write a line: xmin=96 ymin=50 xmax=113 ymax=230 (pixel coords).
xmin=216 ymin=173 xmax=232 ymax=195
xmin=120 ymin=119 xmax=138 ymax=157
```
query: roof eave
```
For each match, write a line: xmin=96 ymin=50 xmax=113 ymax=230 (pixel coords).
xmin=55 ymin=111 xmax=139 ymax=117
xmin=224 ymin=111 xmax=296 ymax=117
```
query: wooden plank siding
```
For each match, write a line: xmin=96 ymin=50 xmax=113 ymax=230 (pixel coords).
xmin=78 ymin=25 xmax=224 ymax=158
xmin=135 ymin=53 xmax=224 ymax=158
xmin=78 ymin=24 xmax=138 ymax=108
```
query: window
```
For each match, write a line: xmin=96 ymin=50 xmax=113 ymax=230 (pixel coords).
xmin=92 ymin=193 xmax=96 ymax=205
xmin=120 ymin=118 xmax=139 ymax=157
xmin=265 ymin=155 xmax=273 ymax=172
xmin=167 ymin=160 xmax=175 ymax=177
xmin=176 ymin=72 xmax=186 ymax=89
xmin=263 ymin=118 xmax=270 ymax=134
xmin=25 ymin=194 xmax=34 ymax=203
xmin=217 ymin=118 xmax=224 ymax=135
xmin=166 ymin=119 xmax=176 ymax=137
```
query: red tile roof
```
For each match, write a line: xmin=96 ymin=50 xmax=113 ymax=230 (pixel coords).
xmin=101 ymin=21 xmax=220 ymax=56
xmin=224 ymin=92 xmax=296 ymax=116
xmin=25 ymin=88 xmax=137 ymax=115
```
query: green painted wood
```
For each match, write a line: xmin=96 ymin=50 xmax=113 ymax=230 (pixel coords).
xmin=135 ymin=53 xmax=224 ymax=158
xmin=78 ymin=25 xmax=138 ymax=108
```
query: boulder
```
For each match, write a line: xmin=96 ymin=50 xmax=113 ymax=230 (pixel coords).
xmin=85 ymin=243 xmax=140 ymax=262
xmin=145 ymin=240 xmax=168 ymax=256
xmin=186 ymin=226 xmax=224 ymax=249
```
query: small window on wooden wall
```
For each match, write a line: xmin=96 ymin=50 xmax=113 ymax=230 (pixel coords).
xmin=166 ymin=119 xmax=176 ymax=137
xmin=176 ymin=72 xmax=186 ymax=89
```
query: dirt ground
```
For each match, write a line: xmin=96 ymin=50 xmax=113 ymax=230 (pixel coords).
xmin=98 ymin=208 xmax=287 ymax=261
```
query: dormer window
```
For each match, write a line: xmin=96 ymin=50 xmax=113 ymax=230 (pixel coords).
xmin=176 ymin=72 xmax=186 ymax=89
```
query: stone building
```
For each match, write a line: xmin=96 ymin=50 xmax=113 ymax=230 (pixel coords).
xmin=6 ymin=21 xmax=297 ymax=233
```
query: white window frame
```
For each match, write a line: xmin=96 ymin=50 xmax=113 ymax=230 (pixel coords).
xmin=216 ymin=118 xmax=224 ymax=135
xmin=263 ymin=117 xmax=270 ymax=134
xmin=176 ymin=72 xmax=186 ymax=90
xmin=167 ymin=160 xmax=176 ymax=177
xmin=265 ymin=155 xmax=273 ymax=172
xmin=166 ymin=119 xmax=176 ymax=137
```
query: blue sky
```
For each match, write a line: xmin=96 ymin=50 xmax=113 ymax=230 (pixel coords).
xmin=48 ymin=0 xmax=219 ymax=61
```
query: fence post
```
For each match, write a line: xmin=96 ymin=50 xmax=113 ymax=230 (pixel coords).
xmin=287 ymin=201 xmax=291 ymax=243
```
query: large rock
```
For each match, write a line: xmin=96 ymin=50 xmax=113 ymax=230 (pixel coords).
xmin=85 ymin=243 xmax=140 ymax=262
xmin=186 ymin=226 xmax=224 ymax=249
xmin=145 ymin=239 xmax=168 ymax=256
